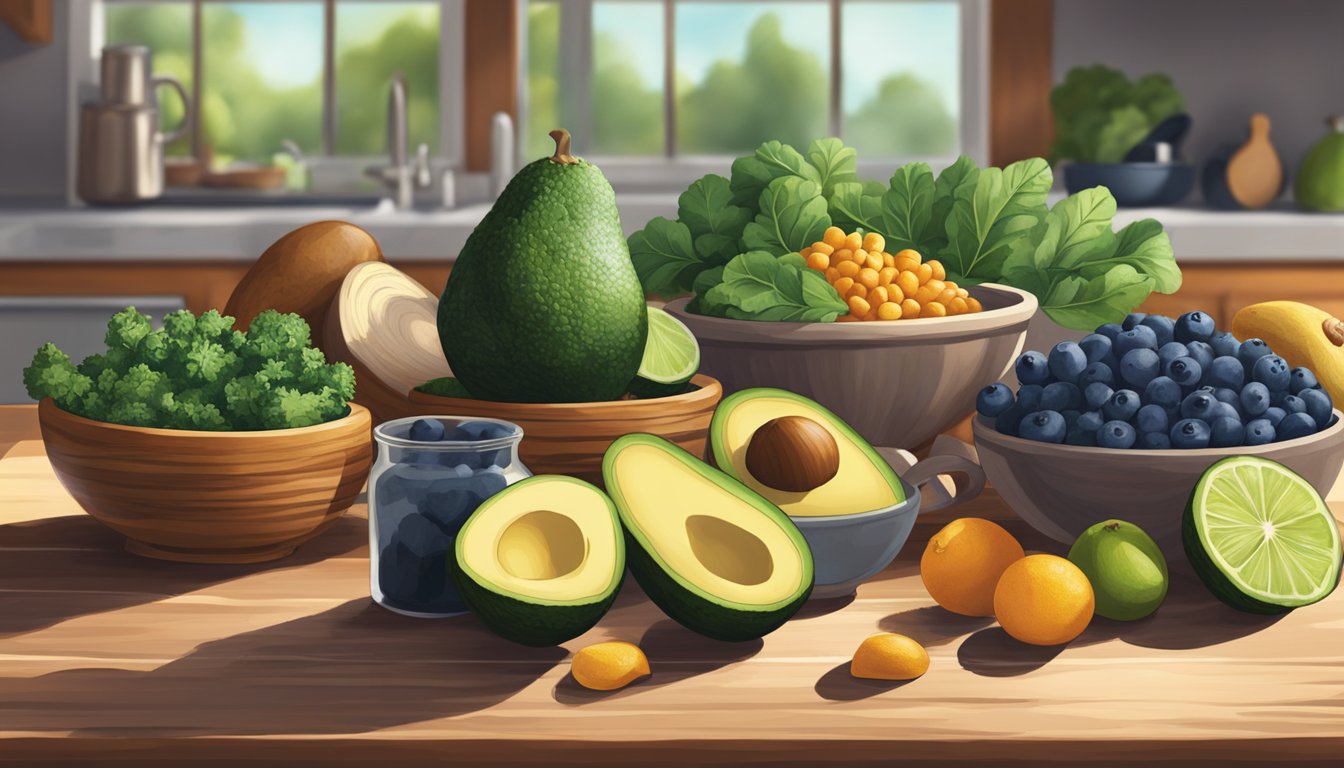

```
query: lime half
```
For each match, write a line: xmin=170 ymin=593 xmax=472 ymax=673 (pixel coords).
xmin=629 ymin=306 xmax=700 ymax=398
xmin=1184 ymin=456 xmax=1342 ymax=613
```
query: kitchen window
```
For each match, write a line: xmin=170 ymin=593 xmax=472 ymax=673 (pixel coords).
xmin=522 ymin=0 xmax=986 ymax=183
xmin=94 ymin=0 xmax=457 ymax=180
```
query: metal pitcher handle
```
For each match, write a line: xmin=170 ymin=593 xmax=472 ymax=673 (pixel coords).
xmin=878 ymin=438 xmax=986 ymax=514
xmin=151 ymin=74 xmax=191 ymax=145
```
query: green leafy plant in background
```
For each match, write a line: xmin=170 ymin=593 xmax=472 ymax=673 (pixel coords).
xmin=629 ymin=139 xmax=1182 ymax=330
xmin=24 ymin=308 xmax=355 ymax=431
xmin=1049 ymin=64 xmax=1186 ymax=164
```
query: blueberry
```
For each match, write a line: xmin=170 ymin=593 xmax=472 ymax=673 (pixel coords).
xmin=1244 ymin=419 xmax=1276 ymax=446
xmin=1139 ymin=314 xmax=1176 ymax=346
xmin=1170 ymin=419 xmax=1212 ymax=449
xmin=1015 ymin=351 xmax=1050 ymax=385
xmin=1270 ymin=388 xmax=1291 ymax=408
xmin=1299 ymin=387 xmax=1334 ymax=427
xmin=1180 ymin=391 xmax=1219 ymax=422
xmin=1019 ymin=410 xmax=1067 ymax=443
xmin=1289 ymin=367 xmax=1320 ymax=394
xmin=1281 ymin=394 xmax=1307 ymax=415
xmin=1264 ymin=406 xmax=1288 ymax=427
xmin=1252 ymin=355 xmax=1291 ymax=392
xmin=1240 ymin=382 xmax=1270 ymax=416
xmin=1238 ymin=338 xmax=1273 ymax=369
xmin=1017 ymin=384 xmax=1044 ymax=413
xmin=1214 ymin=401 xmax=1242 ymax=424
xmin=1079 ymin=333 xmax=1113 ymax=364
xmin=1185 ymin=341 xmax=1215 ymax=374
xmin=421 ymin=479 xmax=484 ymax=533
xmin=1098 ymin=420 xmax=1137 ymax=449
xmin=1122 ymin=313 xmax=1147 ymax=331
xmin=1209 ymin=331 xmax=1241 ymax=358
xmin=1114 ymin=326 xmax=1159 ymax=357
xmin=456 ymin=420 xmax=515 ymax=441
xmin=1164 ymin=356 xmax=1202 ymax=387
xmin=1046 ymin=342 xmax=1087 ymax=383
xmin=1120 ymin=348 xmax=1162 ymax=389
xmin=1103 ymin=389 xmax=1142 ymax=422
xmin=1138 ymin=431 xmax=1172 ymax=450
xmin=995 ymin=403 xmax=1027 ymax=436
xmin=1084 ymin=382 xmax=1115 ymax=410
xmin=1158 ymin=342 xmax=1191 ymax=367
xmin=471 ymin=465 xmax=510 ymax=499
xmin=1061 ymin=409 xmax=1082 ymax=428
xmin=1210 ymin=416 xmax=1246 ymax=448
xmin=1098 ymin=353 xmax=1121 ymax=376
xmin=1041 ymin=381 xmax=1084 ymax=412
xmin=1136 ymin=403 xmax=1169 ymax=434
xmin=408 ymin=418 xmax=445 ymax=442
xmin=1079 ymin=362 xmax=1115 ymax=388
xmin=1278 ymin=412 xmax=1318 ymax=441
xmin=1143 ymin=376 xmax=1182 ymax=408
xmin=1205 ymin=356 xmax=1245 ymax=390
xmin=1095 ymin=323 xmax=1124 ymax=341
xmin=1076 ymin=410 xmax=1105 ymax=433
xmin=1212 ymin=387 xmax=1240 ymax=407
xmin=976 ymin=383 xmax=1015 ymax=417
xmin=1065 ymin=429 xmax=1097 ymax=446
xmin=1174 ymin=311 xmax=1215 ymax=344
xmin=388 ymin=513 xmax=454 ymax=605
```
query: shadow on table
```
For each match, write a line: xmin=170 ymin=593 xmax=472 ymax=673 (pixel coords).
xmin=878 ymin=605 xmax=995 ymax=649
xmin=814 ymin=661 xmax=917 ymax=701
xmin=553 ymin=618 xmax=763 ymax=706
xmin=0 ymin=513 xmax=367 ymax=638
xmin=0 ymin=598 xmax=565 ymax=736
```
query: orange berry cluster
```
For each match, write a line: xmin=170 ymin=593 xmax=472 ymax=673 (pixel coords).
xmin=803 ymin=227 xmax=983 ymax=321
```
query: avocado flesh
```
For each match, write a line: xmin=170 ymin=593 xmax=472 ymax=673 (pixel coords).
xmin=603 ymin=434 xmax=813 ymax=642
xmin=453 ymin=475 xmax=624 ymax=646
xmin=711 ymin=388 xmax=904 ymax=516
xmin=437 ymin=138 xmax=647 ymax=403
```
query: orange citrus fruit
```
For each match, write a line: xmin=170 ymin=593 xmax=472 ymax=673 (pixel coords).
xmin=921 ymin=518 xmax=1025 ymax=616
xmin=993 ymin=554 xmax=1095 ymax=646
xmin=850 ymin=633 xmax=929 ymax=681
xmin=571 ymin=641 xmax=650 ymax=691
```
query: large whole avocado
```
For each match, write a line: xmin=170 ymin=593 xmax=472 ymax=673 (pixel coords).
xmin=438 ymin=130 xmax=647 ymax=403
xmin=1295 ymin=117 xmax=1344 ymax=212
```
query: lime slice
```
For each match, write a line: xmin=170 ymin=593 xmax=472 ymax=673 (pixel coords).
xmin=1184 ymin=456 xmax=1342 ymax=613
xmin=629 ymin=307 xmax=700 ymax=398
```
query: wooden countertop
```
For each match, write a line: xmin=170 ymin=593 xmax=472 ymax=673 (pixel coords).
xmin=1 ymin=404 xmax=1342 ymax=766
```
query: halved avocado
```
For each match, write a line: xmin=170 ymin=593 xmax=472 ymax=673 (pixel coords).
xmin=710 ymin=388 xmax=904 ymax=516
xmin=602 ymin=433 xmax=813 ymax=642
xmin=452 ymin=475 xmax=624 ymax=646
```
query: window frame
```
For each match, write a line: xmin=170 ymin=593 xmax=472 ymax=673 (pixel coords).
xmin=66 ymin=0 xmax=464 ymax=202
xmin=516 ymin=0 xmax=987 ymax=188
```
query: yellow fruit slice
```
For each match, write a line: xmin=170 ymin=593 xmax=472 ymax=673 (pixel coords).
xmin=571 ymin=641 xmax=651 ymax=691
xmin=921 ymin=518 xmax=1025 ymax=617
xmin=850 ymin=633 xmax=929 ymax=681
xmin=993 ymin=554 xmax=1095 ymax=646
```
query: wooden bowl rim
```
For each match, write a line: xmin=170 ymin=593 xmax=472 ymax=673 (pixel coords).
xmin=405 ymin=373 xmax=723 ymax=414
xmin=37 ymin=398 xmax=371 ymax=440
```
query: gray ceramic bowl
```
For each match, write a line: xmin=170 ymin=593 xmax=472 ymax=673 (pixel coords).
xmin=665 ymin=284 xmax=1037 ymax=451
xmin=792 ymin=451 xmax=984 ymax=599
xmin=972 ymin=411 xmax=1344 ymax=559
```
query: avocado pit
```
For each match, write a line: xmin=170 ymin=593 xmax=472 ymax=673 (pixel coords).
xmin=745 ymin=416 xmax=840 ymax=492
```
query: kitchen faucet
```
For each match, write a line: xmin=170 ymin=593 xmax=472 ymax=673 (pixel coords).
xmin=365 ymin=73 xmax=431 ymax=209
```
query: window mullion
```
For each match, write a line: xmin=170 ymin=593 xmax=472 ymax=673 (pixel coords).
xmin=190 ymin=0 xmax=202 ymax=160
xmin=829 ymin=0 xmax=841 ymax=139
xmin=664 ymin=0 xmax=675 ymax=159
xmin=323 ymin=0 xmax=336 ymax=155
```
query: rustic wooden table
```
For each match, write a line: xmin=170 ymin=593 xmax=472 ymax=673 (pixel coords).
xmin=1 ymin=405 xmax=1341 ymax=766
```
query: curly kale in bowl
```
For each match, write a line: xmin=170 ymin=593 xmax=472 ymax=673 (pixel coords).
xmin=23 ymin=307 xmax=355 ymax=431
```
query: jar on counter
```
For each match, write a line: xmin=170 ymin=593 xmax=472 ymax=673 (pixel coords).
xmin=369 ymin=415 xmax=530 ymax=617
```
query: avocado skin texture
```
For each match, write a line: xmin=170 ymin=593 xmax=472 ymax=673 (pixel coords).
xmin=438 ymin=155 xmax=647 ymax=403
xmin=449 ymin=557 xmax=623 ymax=647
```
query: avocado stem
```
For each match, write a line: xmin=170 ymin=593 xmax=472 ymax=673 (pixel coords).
xmin=1324 ymin=318 xmax=1344 ymax=347
xmin=549 ymin=129 xmax=580 ymax=165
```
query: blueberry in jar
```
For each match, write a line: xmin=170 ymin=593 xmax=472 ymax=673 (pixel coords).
xmin=1237 ymin=338 xmax=1273 ymax=370
xmin=1114 ymin=326 xmax=1158 ymax=357
xmin=1098 ymin=420 xmax=1137 ymax=449
xmin=1143 ymin=376 xmax=1182 ymax=409
xmin=1103 ymin=389 xmax=1142 ymax=422
xmin=1181 ymin=391 xmax=1220 ymax=422
xmin=1252 ymin=355 xmax=1291 ymax=392
xmin=1018 ymin=410 xmax=1067 ymax=443
xmin=1206 ymin=356 xmax=1245 ymax=390
xmin=1209 ymin=331 xmax=1241 ymax=358
xmin=1079 ymin=362 xmax=1115 ymax=388
xmin=976 ymin=383 xmax=1015 ymax=417
xmin=1139 ymin=314 xmax=1176 ymax=346
xmin=1289 ymin=367 xmax=1319 ymax=394
xmin=1015 ymin=351 xmax=1051 ymax=385
xmin=1170 ymin=419 xmax=1212 ymax=449
xmin=408 ymin=418 xmax=445 ymax=442
xmin=1278 ymin=412 xmax=1319 ymax=441
xmin=1164 ymin=356 xmax=1202 ymax=387
xmin=1174 ymin=311 xmax=1215 ymax=344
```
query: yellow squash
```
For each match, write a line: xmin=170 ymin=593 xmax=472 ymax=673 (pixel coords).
xmin=1232 ymin=301 xmax=1344 ymax=405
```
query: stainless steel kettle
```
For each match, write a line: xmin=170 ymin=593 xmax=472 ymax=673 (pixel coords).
xmin=77 ymin=45 xmax=190 ymax=204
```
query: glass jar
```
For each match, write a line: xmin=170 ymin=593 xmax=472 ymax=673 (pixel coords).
xmin=369 ymin=415 xmax=530 ymax=617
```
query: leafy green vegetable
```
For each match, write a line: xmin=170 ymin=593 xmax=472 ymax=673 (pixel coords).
xmin=702 ymin=251 xmax=847 ymax=322
xmin=628 ymin=217 xmax=700 ymax=296
xmin=1033 ymin=264 xmax=1156 ymax=331
xmin=676 ymin=174 xmax=751 ymax=264
xmin=728 ymin=140 xmax=820 ymax=208
xmin=1049 ymin=65 xmax=1185 ymax=163
xmin=938 ymin=157 xmax=1052 ymax=284
xmin=805 ymin=138 xmax=859 ymax=196
xmin=881 ymin=162 xmax=936 ymax=254
xmin=740 ymin=177 xmax=830 ymax=255
xmin=24 ymin=307 xmax=354 ymax=431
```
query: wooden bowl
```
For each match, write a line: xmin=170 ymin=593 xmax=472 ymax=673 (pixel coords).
xmin=38 ymin=399 xmax=372 ymax=564
xmin=405 ymin=375 xmax=723 ymax=485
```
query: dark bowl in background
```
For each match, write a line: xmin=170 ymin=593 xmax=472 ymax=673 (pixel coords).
xmin=1064 ymin=162 xmax=1196 ymax=207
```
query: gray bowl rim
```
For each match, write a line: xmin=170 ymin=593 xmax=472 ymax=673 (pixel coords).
xmin=1066 ymin=161 xmax=1196 ymax=171
xmin=664 ymin=283 xmax=1038 ymax=345
xmin=971 ymin=409 xmax=1344 ymax=458
xmin=787 ymin=477 xmax=921 ymax=528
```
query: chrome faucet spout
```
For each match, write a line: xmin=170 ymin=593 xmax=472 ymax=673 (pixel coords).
xmin=365 ymin=73 xmax=430 ymax=210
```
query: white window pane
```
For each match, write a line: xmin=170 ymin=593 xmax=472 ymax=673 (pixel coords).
xmin=676 ymin=2 xmax=829 ymax=155
xmin=201 ymin=2 xmax=323 ymax=165
xmin=103 ymin=2 xmax=193 ymax=157
xmin=842 ymin=1 xmax=959 ymax=157
xmin=335 ymin=2 xmax=441 ymax=156
xmin=526 ymin=1 xmax=561 ymax=158
xmin=591 ymin=1 xmax=664 ymax=155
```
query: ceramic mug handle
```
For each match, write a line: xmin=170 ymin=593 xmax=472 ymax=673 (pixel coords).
xmin=877 ymin=441 xmax=986 ymax=514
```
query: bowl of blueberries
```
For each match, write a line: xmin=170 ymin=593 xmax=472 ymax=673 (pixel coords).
xmin=970 ymin=310 xmax=1344 ymax=556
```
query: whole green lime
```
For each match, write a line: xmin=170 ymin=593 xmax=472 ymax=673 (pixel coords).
xmin=1067 ymin=520 xmax=1169 ymax=621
